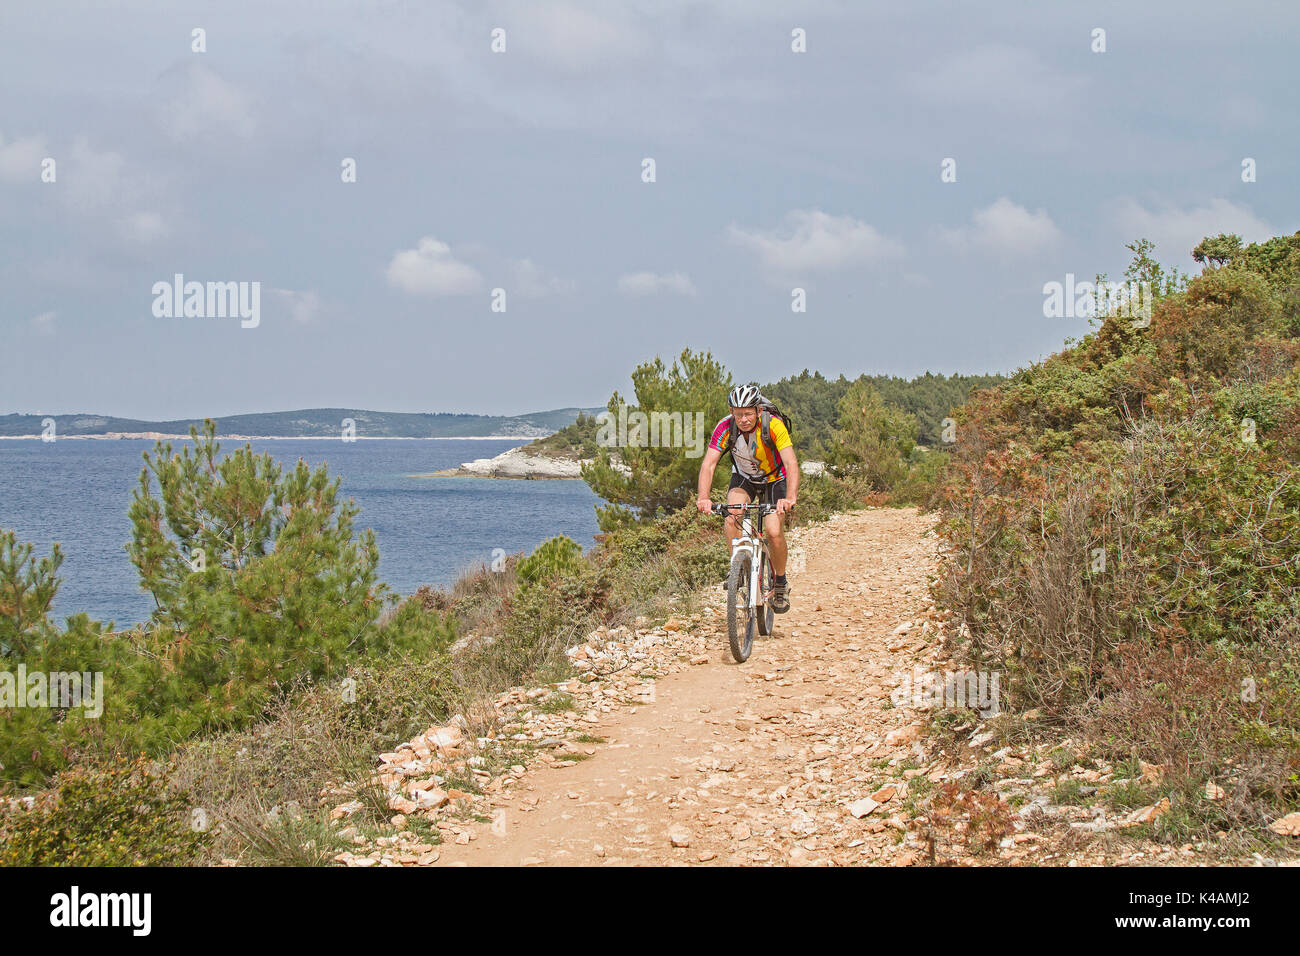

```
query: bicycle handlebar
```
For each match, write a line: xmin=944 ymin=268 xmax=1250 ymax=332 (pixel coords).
xmin=710 ymin=502 xmax=780 ymax=516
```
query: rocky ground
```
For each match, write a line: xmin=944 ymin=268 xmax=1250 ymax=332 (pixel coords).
xmin=327 ymin=507 xmax=1300 ymax=867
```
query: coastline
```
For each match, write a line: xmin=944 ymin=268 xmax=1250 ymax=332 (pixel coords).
xmin=413 ymin=444 xmax=613 ymax=481
xmin=413 ymin=471 xmax=581 ymax=480
xmin=0 ymin=434 xmax=544 ymax=441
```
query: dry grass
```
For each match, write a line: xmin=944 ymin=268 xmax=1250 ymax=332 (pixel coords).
xmin=167 ymin=654 xmax=456 ymax=864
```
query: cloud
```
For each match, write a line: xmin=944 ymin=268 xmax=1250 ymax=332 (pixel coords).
xmin=0 ymin=131 xmax=47 ymax=184
xmin=1112 ymin=197 xmax=1275 ymax=263
xmin=492 ymin=1 xmax=652 ymax=73
xmin=30 ymin=311 xmax=56 ymax=334
xmin=727 ymin=209 xmax=903 ymax=274
xmin=385 ymin=237 xmax=483 ymax=296
xmin=940 ymin=197 xmax=1062 ymax=256
xmin=159 ymin=63 xmax=256 ymax=143
xmin=270 ymin=288 xmax=322 ymax=324
xmin=60 ymin=137 xmax=128 ymax=211
xmin=34 ymin=138 xmax=175 ymax=247
xmin=118 ymin=211 xmax=170 ymax=243
xmin=511 ymin=258 xmax=574 ymax=297
xmin=911 ymin=44 xmax=1087 ymax=112
xmin=616 ymin=271 xmax=696 ymax=296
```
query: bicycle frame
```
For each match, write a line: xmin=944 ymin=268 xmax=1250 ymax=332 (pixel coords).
xmin=725 ymin=507 xmax=773 ymax=611
xmin=712 ymin=500 xmax=779 ymax=662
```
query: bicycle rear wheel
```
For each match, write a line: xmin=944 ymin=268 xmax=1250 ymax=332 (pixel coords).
xmin=726 ymin=552 xmax=756 ymax=662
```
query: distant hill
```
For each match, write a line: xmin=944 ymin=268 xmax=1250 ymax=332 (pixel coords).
xmin=0 ymin=407 xmax=606 ymax=438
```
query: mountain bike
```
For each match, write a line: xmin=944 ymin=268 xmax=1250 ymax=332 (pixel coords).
xmin=711 ymin=502 xmax=778 ymax=663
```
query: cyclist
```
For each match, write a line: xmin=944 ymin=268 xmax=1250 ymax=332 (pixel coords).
xmin=695 ymin=383 xmax=799 ymax=612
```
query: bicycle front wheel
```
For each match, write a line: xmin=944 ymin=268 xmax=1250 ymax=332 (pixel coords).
xmin=727 ymin=552 xmax=755 ymax=663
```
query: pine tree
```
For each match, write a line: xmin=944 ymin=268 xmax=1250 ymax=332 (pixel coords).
xmin=125 ymin=419 xmax=386 ymax=727
xmin=581 ymin=349 xmax=733 ymax=531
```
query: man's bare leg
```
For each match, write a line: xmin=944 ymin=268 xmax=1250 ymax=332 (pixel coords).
xmin=724 ymin=485 xmax=751 ymax=546
xmin=765 ymin=505 xmax=791 ymax=612
xmin=764 ymin=511 xmax=787 ymax=576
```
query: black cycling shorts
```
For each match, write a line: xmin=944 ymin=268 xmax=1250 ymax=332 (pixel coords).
xmin=728 ymin=471 xmax=787 ymax=506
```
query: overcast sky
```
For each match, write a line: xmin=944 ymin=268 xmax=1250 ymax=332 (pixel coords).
xmin=3 ymin=0 xmax=1296 ymax=419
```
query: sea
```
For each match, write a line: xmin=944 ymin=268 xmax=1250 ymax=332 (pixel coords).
xmin=0 ymin=438 xmax=602 ymax=628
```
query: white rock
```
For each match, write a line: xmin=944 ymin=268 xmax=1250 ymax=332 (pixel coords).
xmin=429 ymin=446 xmax=632 ymax=480
xmin=1269 ymin=812 xmax=1300 ymax=837
xmin=846 ymin=797 xmax=880 ymax=818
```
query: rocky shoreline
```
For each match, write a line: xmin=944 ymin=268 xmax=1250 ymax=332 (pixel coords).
xmin=421 ymin=445 xmax=825 ymax=482
xmin=416 ymin=446 xmax=610 ymax=480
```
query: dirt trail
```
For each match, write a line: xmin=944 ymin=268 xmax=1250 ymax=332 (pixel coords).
xmin=432 ymin=507 xmax=941 ymax=867
xmin=339 ymin=506 xmax=1286 ymax=866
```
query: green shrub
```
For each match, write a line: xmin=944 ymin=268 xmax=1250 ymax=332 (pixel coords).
xmin=671 ymin=538 xmax=731 ymax=590
xmin=826 ymin=379 xmax=918 ymax=491
xmin=792 ymin=473 xmax=864 ymax=525
xmin=1 ymin=418 xmax=455 ymax=787
xmin=166 ymin=651 xmax=457 ymax=864
xmin=0 ymin=532 xmax=64 ymax=659
xmin=124 ymin=419 xmax=388 ymax=724
xmin=372 ymin=593 xmax=459 ymax=658
xmin=932 ymin=234 xmax=1300 ymax=834
xmin=221 ymin=804 xmax=349 ymax=867
xmin=515 ymin=536 xmax=584 ymax=585
xmin=892 ymin=447 xmax=951 ymax=509
xmin=495 ymin=564 xmax=611 ymax=681
xmin=0 ymin=756 xmax=207 ymax=866
xmin=601 ymin=504 xmax=708 ymax=570
xmin=524 ymin=411 xmax=601 ymax=459
xmin=581 ymin=348 xmax=733 ymax=531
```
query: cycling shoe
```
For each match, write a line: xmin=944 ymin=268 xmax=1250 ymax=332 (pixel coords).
xmin=771 ymin=581 xmax=791 ymax=613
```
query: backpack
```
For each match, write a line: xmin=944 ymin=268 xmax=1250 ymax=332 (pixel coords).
xmin=726 ymin=395 xmax=793 ymax=479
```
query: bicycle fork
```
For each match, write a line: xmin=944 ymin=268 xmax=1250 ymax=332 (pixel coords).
xmin=730 ymin=538 xmax=766 ymax=611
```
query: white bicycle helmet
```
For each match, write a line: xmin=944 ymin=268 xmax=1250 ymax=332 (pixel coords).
xmin=728 ymin=384 xmax=761 ymax=408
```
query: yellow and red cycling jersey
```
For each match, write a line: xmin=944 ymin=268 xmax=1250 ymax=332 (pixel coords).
xmin=709 ymin=415 xmax=792 ymax=483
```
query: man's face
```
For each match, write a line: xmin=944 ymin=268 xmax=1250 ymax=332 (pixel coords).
xmin=731 ymin=406 xmax=757 ymax=432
